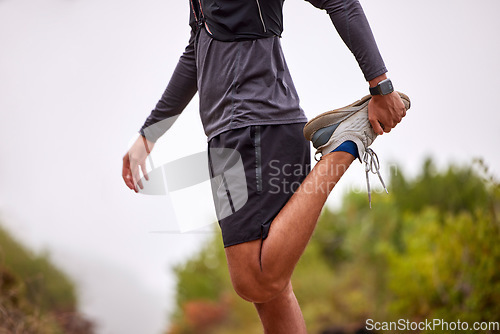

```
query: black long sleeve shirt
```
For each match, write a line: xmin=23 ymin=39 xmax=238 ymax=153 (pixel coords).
xmin=140 ymin=0 xmax=386 ymax=142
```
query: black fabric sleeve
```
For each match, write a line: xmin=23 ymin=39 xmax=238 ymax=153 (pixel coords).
xmin=306 ymin=0 xmax=387 ymax=81
xmin=139 ymin=31 xmax=198 ymax=142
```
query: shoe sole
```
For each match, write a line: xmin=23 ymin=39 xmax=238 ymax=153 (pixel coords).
xmin=303 ymin=92 xmax=411 ymax=148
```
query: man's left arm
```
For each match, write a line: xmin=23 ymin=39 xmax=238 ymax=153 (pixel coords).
xmin=306 ymin=0 xmax=406 ymax=134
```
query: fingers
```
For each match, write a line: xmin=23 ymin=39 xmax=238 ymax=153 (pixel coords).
xmin=122 ymin=136 xmax=155 ymax=193
xmin=383 ymin=117 xmax=401 ymax=133
xmin=123 ymin=153 xmax=150 ymax=193
xmin=122 ymin=154 xmax=136 ymax=190
xmin=387 ymin=106 xmax=405 ymax=132
xmin=140 ymin=163 xmax=149 ymax=181
xmin=130 ymin=159 xmax=144 ymax=192
xmin=381 ymin=122 xmax=392 ymax=134
xmin=369 ymin=92 xmax=409 ymax=134
xmin=369 ymin=116 xmax=384 ymax=135
xmin=387 ymin=110 xmax=405 ymax=132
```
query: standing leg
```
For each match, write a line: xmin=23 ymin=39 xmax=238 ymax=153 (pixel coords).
xmin=253 ymin=281 xmax=306 ymax=334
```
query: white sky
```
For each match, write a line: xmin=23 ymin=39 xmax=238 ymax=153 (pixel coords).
xmin=1 ymin=0 xmax=500 ymax=333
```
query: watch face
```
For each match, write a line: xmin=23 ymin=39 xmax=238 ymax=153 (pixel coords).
xmin=380 ymin=80 xmax=394 ymax=95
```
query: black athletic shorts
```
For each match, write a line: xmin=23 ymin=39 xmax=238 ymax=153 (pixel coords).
xmin=208 ymin=123 xmax=310 ymax=247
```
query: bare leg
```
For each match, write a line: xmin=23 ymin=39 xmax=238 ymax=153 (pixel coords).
xmin=225 ymin=151 xmax=355 ymax=302
xmin=253 ymin=281 xmax=306 ymax=334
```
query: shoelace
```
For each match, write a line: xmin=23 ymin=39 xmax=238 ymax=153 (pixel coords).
xmin=314 ymin=150 xmax=322 ymax=162
xmin=363 ymin=148 xmax=388 ymax=208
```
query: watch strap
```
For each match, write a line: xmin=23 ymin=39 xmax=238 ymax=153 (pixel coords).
xmin=369 ymin=85 xmax=381 ymax=95
xmin=369 ymin=78 xmax=393 ymax=96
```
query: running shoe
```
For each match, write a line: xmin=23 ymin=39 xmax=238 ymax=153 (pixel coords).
xmin=303 ymin=92 xmax=411 ymax=206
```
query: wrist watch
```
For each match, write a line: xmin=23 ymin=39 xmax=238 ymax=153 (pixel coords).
xmin=369 ymin=78 xmax=394 ymax=96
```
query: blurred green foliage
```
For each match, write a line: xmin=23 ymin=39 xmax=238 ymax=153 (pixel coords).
xmin=0 ymin=225 xmax=94 ymax=333
xmin=167 ymin=158 xmax=500 ymax=334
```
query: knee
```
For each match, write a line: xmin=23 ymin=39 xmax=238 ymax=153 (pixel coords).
xmin=231 ymin=273 xmax=288 ymax=304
